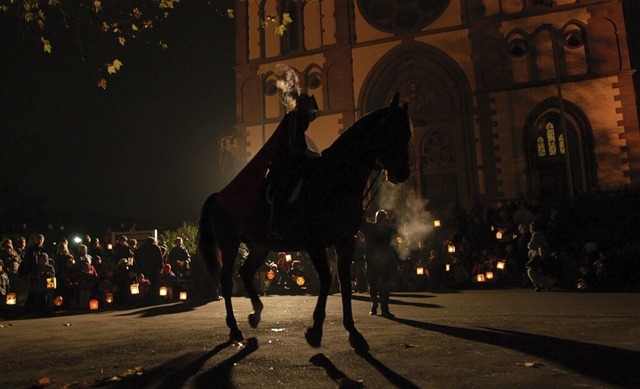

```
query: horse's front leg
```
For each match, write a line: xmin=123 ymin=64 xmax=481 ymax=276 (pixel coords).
xmin=239 ymin=248 xmax=268 ymax=328
xmin=305 ymin=246 xmax=330 ymax=347
xmin=220 ymin=247 xmax=244 ymax=342
xmin=336 ymin=239 xmax=369 ymax=352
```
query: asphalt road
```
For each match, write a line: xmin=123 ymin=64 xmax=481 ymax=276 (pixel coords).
xmin=1 ymin=289 xmax=639 ymax=389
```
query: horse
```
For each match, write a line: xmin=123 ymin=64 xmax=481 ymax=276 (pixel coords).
xmin=198 ymin=94 xmax=412 ymax=352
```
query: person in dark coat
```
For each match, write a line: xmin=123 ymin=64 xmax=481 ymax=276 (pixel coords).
xmin=135 ymin=237 xmax=164 ymax=304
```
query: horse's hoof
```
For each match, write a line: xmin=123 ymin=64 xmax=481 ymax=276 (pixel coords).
xmin=349 ymin=331 xmax=369 ymax=353
xmin=229 ymin=329 xmax=244 ymax=343
xmin=305 ymin=327 xmax=323 ymax=348
xmin=248 ymin=312 xmax=261 ymax=328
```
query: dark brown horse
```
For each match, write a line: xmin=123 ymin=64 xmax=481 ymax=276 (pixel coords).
xmin=198 ymin=94 xmax=412 ymax=352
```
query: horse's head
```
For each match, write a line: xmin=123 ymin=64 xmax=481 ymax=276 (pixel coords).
xmin=371 ymin=93 xmax=412 ymax=184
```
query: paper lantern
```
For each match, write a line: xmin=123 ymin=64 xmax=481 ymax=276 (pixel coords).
xmin=486 ymin=271 xmax=494 ymax=280
xmin=445 ymin=264 xmax=451 ymax=272
xmin=130 ymin=283 xmax=140 ymax=295
xmin=416 ymin=266 xmax=425 ymax=276
xmin=295 ymin=276 xmax=306 ymax=286
xmin=46 ymin=277 xmax=57 ymax=289
xmin=433 ymin=220 xmax=441 ymax=227
xmin=53 ymin=296 xmax=63 ymax=307
xmin=496 ymin=230 xmax=503 ymax=240
xmin=496 ymin=261 xmax=506 ymax=270
xmin=477 ymin=274 xmax=486 ymax=282
xmin=89 ymin=299 xmax=99 ymax=310
xmin=105 ymin=292 xmax=113 ymax=304
xmin=6 ymin=293 xmax=17 ymax=305
xmin=267 ymin=270 xmax=275 ymax=280
xmin=447 ymin=244 xmax=456 ymax=253
xmin=179 ymin=291 xmax=188 ymax=300
xmin=159 ymin=286 xmax=168 ymax=296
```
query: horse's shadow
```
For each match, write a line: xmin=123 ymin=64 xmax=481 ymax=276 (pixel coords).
xmin=392 ymin=317 xmax=640 ymax=387
xmin=115 ymin=298 xmax=213 ymax=318
xmin=350 ymin=294 xmax=443 ymax=309
xmin=96 ymin=338 xmax=258 ymax=389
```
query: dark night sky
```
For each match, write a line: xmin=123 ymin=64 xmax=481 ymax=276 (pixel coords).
xmin=0 ymin=1 xmax=236 ymax=234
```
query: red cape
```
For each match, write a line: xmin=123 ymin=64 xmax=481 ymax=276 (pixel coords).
xmin=216 ymin=114 xmax=291 ymax=217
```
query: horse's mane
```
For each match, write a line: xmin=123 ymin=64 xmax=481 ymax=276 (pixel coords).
xmin=322 ymin=107 xmax=387 ymax=160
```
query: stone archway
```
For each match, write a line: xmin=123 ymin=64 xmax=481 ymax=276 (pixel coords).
xmin=359 ymin=43 xmax=477 ymax=210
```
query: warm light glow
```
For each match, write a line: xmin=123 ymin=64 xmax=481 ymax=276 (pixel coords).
xmin=434 ymin=220 xmax=441 ymax=227
xmin=107 ymin=244 xmax=113 ymax=250
xmin=267 ymin=270 xmax=275 ymax=280
xmin=396 ymin=236 xmax=403 ymax=245
xmin=296 ymin=276 xmax=305 ymax=286
xmin=53 ymin=296 xmax=63 ymax=307
xmin=447 ymin=244 xmax=456 ymax=253
xmin=159 ymin=286 xmax=168 ymax=296
xmin=496 ymin=261 xmax=506 ymax=270
xmin=105 ymin=292 xmax=113 ymax=304
xmin=477 ymin=274 xmax=486 ymax=282
xmin=6 ymin=293 xmax=17 ymax=305
xmin=486 ymin=271 xmax=494 ymax=280
xmin=46 ymin=277 xmax=57 ymax=289
xmin=130 ymin=283 xmax=140 ymax=295
xmin=416 ymin=266 xmax=425 ymax=276
xmin=73 ymin=236 xmax=82 ymax=244
xmin=496 ymin=230 xmax=503 ymax=240
xmin=179 ymin=291 xmax=187 ymax=300
xmin=286 ymin=254 xmax=292 ymax=262
xmin=446 ymin=264 xmax=451 ymax=272
xmin=89 ymin=299 xmax=99 ymax=310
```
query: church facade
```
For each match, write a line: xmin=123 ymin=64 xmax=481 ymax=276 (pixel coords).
xmin=224 ymin=0 xmax=639 ymax=212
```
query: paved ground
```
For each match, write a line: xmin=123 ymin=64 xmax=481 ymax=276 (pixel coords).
xmin=1 ymin=289 xmax=639 ymax=389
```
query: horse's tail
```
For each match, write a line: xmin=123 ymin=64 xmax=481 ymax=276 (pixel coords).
xmin=198 ymin=193 xmax=221 ymax=291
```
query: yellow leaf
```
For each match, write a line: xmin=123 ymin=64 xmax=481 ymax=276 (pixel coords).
xmin=107 ymin=59 xmax=123 ymax=74
xmin=118 ymin=36 xmax=126 ymax=46
xmin=275 ymin=24 xmax=286 ymax=36
xmin=24 ymin=12 xmax=35 ymax=22
xmin=282 ymin=13 xmax=292 ymax=25
xmin=34 ymin=376 xmax=52 ymax=387
xmin=37 ymin=19 xmax=45 ymax=29
xmin=131 ymin=24 xmax=139 ymax=31
xmin=1 ymin=5 xmax=9 ymax=12
xmin=41 ymin=37 xmax=52 ymax=53
xmin=159 ymin=0 xmax=174 ymax=9
xmin=133 ymin=7 xmax=142 ymax=18
xmin=97 ymin=78 xmax=107 ymax=90
xmin=226 ymin=9 xmax=234 ymax=19
xmin=93 ymin=0 xmax=101 ymax=13
xmin=102 ymin=22 xmax=109 ymax=32
xmin=49 ymin=0 xmax=60 ymax=6
xmin=158 ymin=41 xmax=168 ymax=50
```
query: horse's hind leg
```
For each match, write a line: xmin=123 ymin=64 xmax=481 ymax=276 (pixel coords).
xmin=239 ymin=247 xmax=268 ymax=328
xmin=220 ymin=243 xmax=244 ymax=342
xmin=305 ymin=246 xmax=330 ymax=347
xmin=336 ymin=239 xmax=369 ymax=352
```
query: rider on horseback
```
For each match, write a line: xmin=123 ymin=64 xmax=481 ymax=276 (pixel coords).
xmin=267 ymin=68 xmax=319 ymax=239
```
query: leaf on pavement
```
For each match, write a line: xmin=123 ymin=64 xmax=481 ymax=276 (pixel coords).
xmin=33 ymin=376 xmax=52 ymax=387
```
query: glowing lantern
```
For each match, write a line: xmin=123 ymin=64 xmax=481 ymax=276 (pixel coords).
xmin=159 ymin=286 xmax=168 ymax=297
xmin=295 ymin=276 xmax=306 ymax=286
xmin=105 ymin=292 xmax=113 ymax=304
xmin=396 ymin=236 xmax=403 ymax=245
xmin=445 ymin=264 xmax=451 ymax=272
xmin=107 ymin=244 xmax=113 ymax=250
xmin=447 ymin=244 xmax=456 ymax=253
xmin=496 ymin=230 xmax=503 ymax=240
xmin=286 ymin=254 xmax=292 ymax=262
xmin=6 ymin=293 xmax=17 ymax=305
xmin=130 ymin=283 xmax=140 ymax=295
xmin=46 ymin=277 xmax=57 ymax=289
xmin=53 ymin=296 xmax=63 ymax=307
xmin=416 ymin=266 xmax=425 ymax=276
xmin=486 ymin=271 xmax=494 ymax=280
xmin=477 ymin=274 xmax=486 ymax=282
xmin=89 ymin=299 xmax=99 ymax=310
xmin=496 ymin=261 xmax=506 ymax=270
xmin=179 ymin=291 xmax=188 ymax=300
xmin=433 ymin=220 xmax=441 ymax=227
xmin=267 ymin=270 xmax=275 ymax=280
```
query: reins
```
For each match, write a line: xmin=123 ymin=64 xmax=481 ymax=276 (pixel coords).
xmin=362 ymin=169 xmax=385 ymax=214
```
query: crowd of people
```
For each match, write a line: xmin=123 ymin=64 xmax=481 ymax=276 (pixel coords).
xmin=0 ymin=234 xmax=193 ymax=317
xmin=2 ymin=188 xmax=638 ymax=318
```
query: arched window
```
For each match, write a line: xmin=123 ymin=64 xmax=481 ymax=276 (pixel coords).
xmin=536 ymin=121 xmax=565 ymax=158
xmin=281 ymin=0 xmax=303 ymax=53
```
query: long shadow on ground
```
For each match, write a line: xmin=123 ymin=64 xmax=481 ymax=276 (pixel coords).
xmin=392 ymin=317 xmax=640 ymax=387
xmin=115 ymin=298 xmax=215 ymax=318
xmin=350 ymin=294 xmax=442 ymax=309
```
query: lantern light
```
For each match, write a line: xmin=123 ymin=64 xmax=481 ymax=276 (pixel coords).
xmin=445 ymin=264 xmax=451 ymax=272
xmin=486 ymin=271 xmax=494 ymax=280
xmin=496 ymin=230 xmax=503 ymax=240
xmin=416 ymin=266 xmax=425 ymax=276
xmin=295 ymin=276 xmax=306 ymax=286
xmin=159 ymin=286 xmax=168 ymax=297
xmin=179 ymin=291 xmax=188 ymax=300
xmin=130 ymin=283 xmax=140 ymax=295
xmin=433 ymin=220 xmax=441 ymax=227
xmin=89 ymin=299 xmax=99 ymax=310
xmin=105 ymin=292 xmax=113 ymax=304
xmin=46 ymin=277 xmax=57 ymax=289
xmin=267 ymin=270 xmax=275 ymax=280
xmin=107 ymin=244 xmax=113 ymax=250
xmin=73 ymin=236 xmax=82 ymax=244
xmin=477 ymin=274 xmax=486 ymax=282
xmin=447 ymin=244 xmax=456 ymax=253
xmin=496 ymin=261 xmax=506 ymax=270
xmin=53 ymin=296 xmax=63 ymax=307
xmin=6 ymin=293 xmax=17 ymax=305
